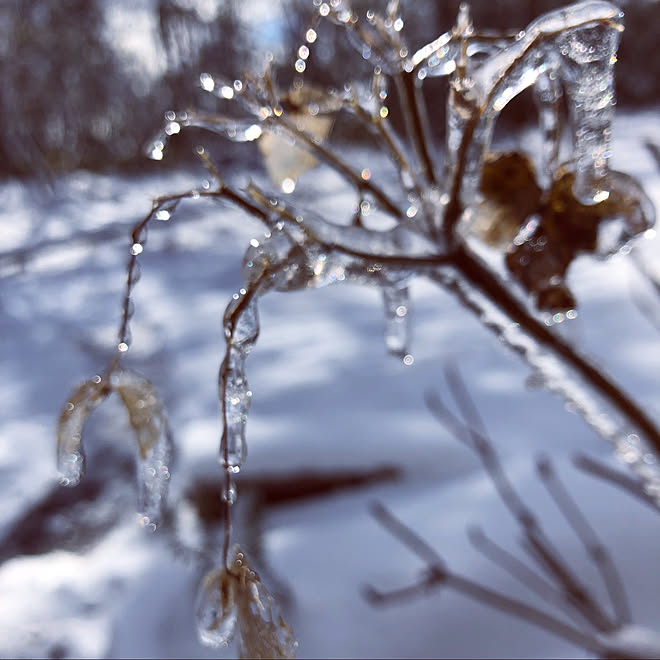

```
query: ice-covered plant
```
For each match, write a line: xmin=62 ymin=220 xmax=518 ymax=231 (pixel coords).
xmin=57 ymin=0 xmax=658 ymax=656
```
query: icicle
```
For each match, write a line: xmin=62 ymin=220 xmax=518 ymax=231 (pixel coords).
xmin=57 ymin=377 xmax=109 ymax=486
xmin=221 ymin=292 xmax=260 ymax=471
xmin=112 ymin=369 xmax=172 ymax=530
xmin=558 ymin=10 xmax=623 ymax=205
xmin=533 ymin=70 xmax=563 ymax=187
xmin=381 ymin=277 xmax=411 ymax=360
xmin=196 ymin=545 xmax=298 ymax=658
xmin=440 ymin=2 xmax=623 ymax=207
xmin=222 ymin=347 xmax=251 ymax=470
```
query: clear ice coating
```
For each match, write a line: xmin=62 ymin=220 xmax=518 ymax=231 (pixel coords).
xmin=411 ymin=1 xmax=624 ymax=208
xmin=111 ymin=369 xmax=173 ymax=529
xmin=382 ymin=278 xmax=411 ymax=359
xmin=221 ymin=292 xmax=260 ymax=470
xmin=196 ymin=545 xmax=298 ymax=658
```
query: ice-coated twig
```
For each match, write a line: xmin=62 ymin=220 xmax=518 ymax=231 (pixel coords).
xmin=367 ymin=503 xmax=607 ymax=655
xmin=367 ymin=367 xmax=660 ymax=655
xmin=467 ymin=526 xmax=571 ymax=613
xmin=426 ymin=370 xmax=616 ymax=632
xmin=573 ymin=453 xmax=659 ymax=512
xmin=428 ymin=255 xmax=660 ymax=496
xmin=536 ymin=454 xmax=632 ymax=625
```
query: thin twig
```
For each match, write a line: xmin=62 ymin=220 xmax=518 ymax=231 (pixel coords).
xmin=368 ymin=503 xmax=606 ymax=655
xmin=467 ymin=525 xmax=568 ymax=610
xmin=536 ymin=455 xmax=632 ymax=625
xmin=426 ymin=372 xmax=617 ymax=632
xmin=573 ymin=453 xmax=658 ymax=512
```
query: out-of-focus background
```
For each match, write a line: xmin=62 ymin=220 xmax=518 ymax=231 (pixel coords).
xmin=1 ymin=0 xmax=658 ymax=178
xmin=1 ymin=1 xmax=660 ymax=658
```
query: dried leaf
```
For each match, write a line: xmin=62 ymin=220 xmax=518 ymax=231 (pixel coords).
xmin=112 ymin=369 xmax=173 ymax=528
xmin=112 ymin=369 xmax=167 ymax=459
xmin=196 ymin=546 xmax=298 ymax=659
xmin=57 ymin=377 xmax=109 ymax=486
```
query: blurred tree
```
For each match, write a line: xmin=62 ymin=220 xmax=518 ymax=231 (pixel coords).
xmin=0 ymin=0 xmax=655 ymax=178
xmin=0 ymin=0 xmax=149 ymax=176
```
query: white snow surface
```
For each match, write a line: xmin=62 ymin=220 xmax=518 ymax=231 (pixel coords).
xmin=1 ymin=111 xmax=660 ymax=658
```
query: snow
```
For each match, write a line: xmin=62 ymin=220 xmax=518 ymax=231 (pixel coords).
xmin=0 ymin=111 xmax=660 ymax=658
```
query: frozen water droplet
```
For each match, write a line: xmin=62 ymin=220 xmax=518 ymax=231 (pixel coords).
xmin=147 ymin=139 xmax=165 ymax=161
xmin=281 ymin=177 xmax=296 ymax=194
xmin=222 ymin=476 xmax=238 ymax=505
xmin=200 ymin=72 xmax=215 ymax=92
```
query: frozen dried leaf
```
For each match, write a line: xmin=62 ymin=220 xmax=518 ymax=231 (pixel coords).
xmin=112 ymin=369 xmax=173 ymax=528
xmin=258 ymin=113 xmax=334 ymax=193
xmin=196 ymin=546 xmax=297 ymax=659
xmin=195 ymin=565 xmax=239 ymax=648
xmin=472 ymin=152 xmax=543 ymax=248
xmin=112 ymin=369 xmax=167 ymax=459
xmin=57 ymin=377 xmax=109 ymax=486
xmin=237 ymin=575 xmax=298 ymax=660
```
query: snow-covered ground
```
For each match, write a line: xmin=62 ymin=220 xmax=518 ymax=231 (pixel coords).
xmin=1 ymin=110 xmax=660 ymax=658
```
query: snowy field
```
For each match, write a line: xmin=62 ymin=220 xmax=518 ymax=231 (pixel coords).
xmin=1 ymin=110 xmax=660 ymax=658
